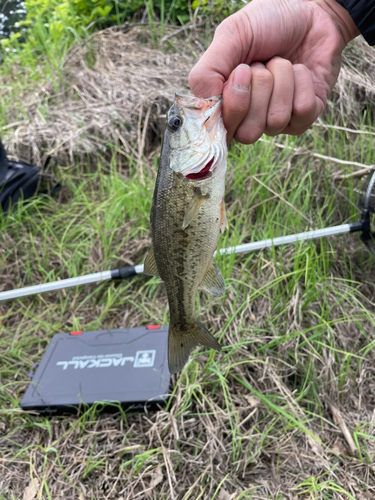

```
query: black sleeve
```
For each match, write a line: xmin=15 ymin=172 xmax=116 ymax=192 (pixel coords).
xmin=335 ymin=0 xmax=375 ymax=45
xmin=0 ymin=138 xmax=9 ymax=185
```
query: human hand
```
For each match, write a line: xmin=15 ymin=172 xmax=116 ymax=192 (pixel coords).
xmin=189 ymin=0 xmax=360 ymax=144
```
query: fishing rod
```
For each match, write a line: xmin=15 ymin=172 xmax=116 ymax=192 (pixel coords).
xmin=1 ymin=171 xmax=375 ymax=302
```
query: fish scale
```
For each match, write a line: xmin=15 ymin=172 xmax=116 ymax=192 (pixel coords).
xmin=144 ymin=93 xmax=228 ymax=374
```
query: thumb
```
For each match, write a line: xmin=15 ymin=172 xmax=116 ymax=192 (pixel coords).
xmin=188 ymin=13 xmax=254 ymax=98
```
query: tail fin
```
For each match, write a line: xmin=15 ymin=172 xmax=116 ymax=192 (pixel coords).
xmin=168 ymin=320 xmax=221 ymax=374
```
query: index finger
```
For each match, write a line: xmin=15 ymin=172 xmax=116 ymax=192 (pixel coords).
xmin=188 ymin=17 xmax=252 ymax=98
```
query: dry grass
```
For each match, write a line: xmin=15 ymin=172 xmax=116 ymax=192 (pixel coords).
xmin=334 ymin=37 xmax=375 ymax=122
xmin=2 ymin=29 xmax=375 ymax=168
xmin=2 ymin=24 xmax=196 ymax=165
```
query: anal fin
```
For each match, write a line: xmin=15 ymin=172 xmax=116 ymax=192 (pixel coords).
xmin=144 ymin=246 xmax=160 ymax=277
xmin=199 ymin=260 xmax=225 ymax=296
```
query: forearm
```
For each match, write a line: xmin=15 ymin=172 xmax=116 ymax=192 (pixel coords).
xmin=310 ymin=0 xmax=360 ymax=46
xmin=332 ymin=0 xmax=375 ymax=44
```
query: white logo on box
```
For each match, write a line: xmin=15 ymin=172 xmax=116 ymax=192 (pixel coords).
xmin=133 ymin=350 xmax=156 ymax=368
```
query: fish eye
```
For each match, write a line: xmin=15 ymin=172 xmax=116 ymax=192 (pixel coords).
xmin=168 ymin=115 xmax=183 ymax=132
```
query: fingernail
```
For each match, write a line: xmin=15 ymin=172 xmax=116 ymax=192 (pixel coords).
xmin=233 ymin=64 xmax=251 ymax=91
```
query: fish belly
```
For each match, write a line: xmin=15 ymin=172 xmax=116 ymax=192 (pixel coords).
xmin=152 ymin=172 xmax=224 ymax=373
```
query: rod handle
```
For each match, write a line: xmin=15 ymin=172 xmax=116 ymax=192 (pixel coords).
xmin=110 ymin=266 xmax=137 ymax=280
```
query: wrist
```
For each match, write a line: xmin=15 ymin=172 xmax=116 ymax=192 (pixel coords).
xmin=314 ymin=0 xmax=360 ymax=46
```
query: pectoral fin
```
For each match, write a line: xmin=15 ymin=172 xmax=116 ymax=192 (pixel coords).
xmin=220 ymin=198 xmax=228 ymax=233
xmin=182 ymin=193 xmax=209 ymax=230
xmin=199 ymin=260 xmax=225 ymax=296
xmin=144 ymin=246 xmax=160 ymax=277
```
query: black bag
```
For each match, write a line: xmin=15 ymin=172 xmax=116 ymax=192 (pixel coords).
xmin=0 ymin=139 xmax=61 ymax=213
xmin=0 ymin=138 xmax=8 ymax=185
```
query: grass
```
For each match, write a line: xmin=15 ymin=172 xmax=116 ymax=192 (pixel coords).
xmin=1 ymin=13 xmax=375 ymax=500
xmin=1 ymin=122 xmax=375 ymax=498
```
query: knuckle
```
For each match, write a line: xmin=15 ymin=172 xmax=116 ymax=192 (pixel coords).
xmin=225 ymin=93 xmax=250 ymax=116
xmin=214 ymin=20 xmax=225 ymax=38
xmin=292 ymin=65 xmax=317 ymax=118
xmin=234 ymin=126 xmax=263 ymax=145
xmin=293 ymin=95 xmax=316 ymax=118
xmin=251 ymin=67 xmax=273 ymax=88
xmin=293 ymin=63 xmax=307 ymax=74
xmin=214 ymin=16 xmax=234 ymax=38
xmin=267 ymin=110 xmax=291 ymax=131
xmin=286 ymin=124 xmax=311 ymax=136
xmin=231 ymin=101 xmax=249 ymax=116
xmin=264 ymin=129 xmax=279 ymax=137
xmin=267 ymin=57 xmax=292 ymax=73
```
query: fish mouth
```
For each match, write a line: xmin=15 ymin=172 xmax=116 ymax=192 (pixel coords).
xmin=174 ymin=93 xmax=222 ymax=119
xmin=175 ymin=93 xmax=222 ymax=107
xmin=186 ymin=157 xmax=214 ymax=181
xmin=181 ymin=135 xmax=225 ymax=179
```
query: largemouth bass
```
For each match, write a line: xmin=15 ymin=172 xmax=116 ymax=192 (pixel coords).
xmin=144 ymin=93 xmax=228 ymax=374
